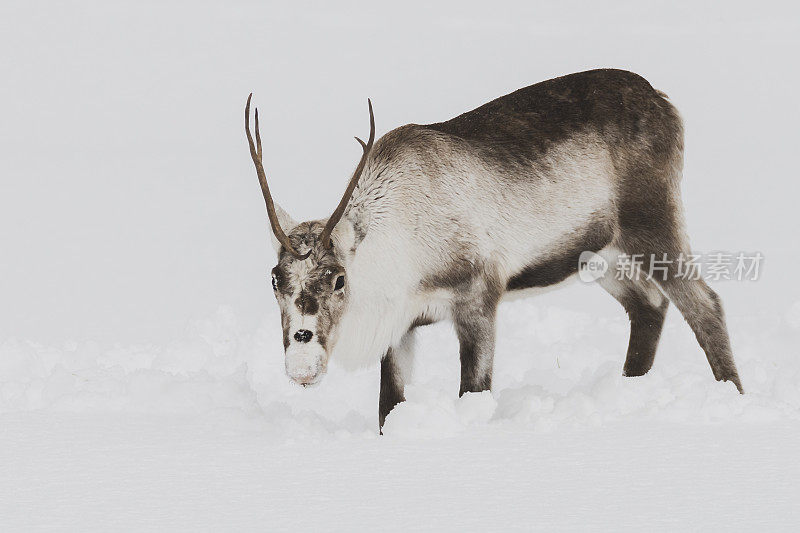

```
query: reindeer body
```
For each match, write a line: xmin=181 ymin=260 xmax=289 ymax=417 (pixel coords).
xmin=248 ymin=69 xmax=742 ymax=431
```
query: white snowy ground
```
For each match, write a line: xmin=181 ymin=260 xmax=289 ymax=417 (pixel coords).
xmin=2 ymin=295 xmax=799 ymax=531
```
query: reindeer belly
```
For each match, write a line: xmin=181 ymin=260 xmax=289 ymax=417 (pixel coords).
xmin=505 ymin=220 xmax=613 ymax=290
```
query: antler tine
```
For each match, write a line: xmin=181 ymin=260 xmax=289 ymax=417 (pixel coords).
xmin=320 ymin=98 xmax=375 ymax=248
xmin=245 ymin=94 xmax=309 ymax=260
xmin=254 ymin=107 xmax=262 ymax=158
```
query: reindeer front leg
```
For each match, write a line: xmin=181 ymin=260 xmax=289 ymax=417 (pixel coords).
xmin=453 ymin=290 xmax=499 ymax=396
xmin=379 ymin=330 xmax=416 ymax=431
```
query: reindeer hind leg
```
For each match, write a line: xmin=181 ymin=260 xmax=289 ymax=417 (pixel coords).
xmin=616 ymin=204 xmax=743 ymax=392
xmin=615 ymin=153 xmax=742 ymax=392
xmin=596 ymin=266 xmax=669 ymax=377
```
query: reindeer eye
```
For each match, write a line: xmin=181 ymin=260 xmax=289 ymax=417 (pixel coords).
xmin=334 ymin=275 xmax=345 ymax=291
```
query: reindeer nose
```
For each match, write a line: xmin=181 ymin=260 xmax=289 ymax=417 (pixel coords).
xmin=294 ymin=329 xmax=313 ymax=343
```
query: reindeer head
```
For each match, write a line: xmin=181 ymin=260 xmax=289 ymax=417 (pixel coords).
xmin=244 ymin=95 xmax=374 ymax=386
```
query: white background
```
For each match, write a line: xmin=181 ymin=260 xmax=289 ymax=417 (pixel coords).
xmin=1 ymin=1 xmax=799 ymax=531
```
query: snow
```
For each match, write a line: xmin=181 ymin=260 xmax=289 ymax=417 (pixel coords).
xmin=2 ymin=1 xmax=799 ymax=530
xmin=3 ymin=414 xmax=798 ymax=531
xmin=1 ymin=300 xmax=799 ymax=530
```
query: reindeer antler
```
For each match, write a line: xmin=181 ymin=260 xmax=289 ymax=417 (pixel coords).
xmin=319 ymin=99 xmax=375 ymax=248
xmin=245 ymin=94 xmax=309 ymax=260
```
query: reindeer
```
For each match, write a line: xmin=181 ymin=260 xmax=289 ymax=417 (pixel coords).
xmin=244 ymin=69 xmax=743 ymax=431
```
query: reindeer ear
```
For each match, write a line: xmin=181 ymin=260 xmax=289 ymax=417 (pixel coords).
xmin=270 ymin=203 xmax=298 ymax=255
xmin=330 ymin=211 xmax=368 ymax=256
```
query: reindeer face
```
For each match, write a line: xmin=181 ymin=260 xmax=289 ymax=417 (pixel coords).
xmin=243 ymin=93 xmax=373 ymax=387
xmin=271 ymin=222 xmax=348 ymax=386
